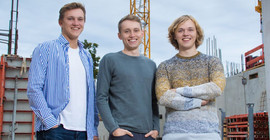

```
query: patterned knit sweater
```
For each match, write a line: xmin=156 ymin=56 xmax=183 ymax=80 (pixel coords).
xmin=156 ymin=52 xmax=226 ymax=136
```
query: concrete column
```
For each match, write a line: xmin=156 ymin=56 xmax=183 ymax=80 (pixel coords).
xmin=261 ymin=0 xmax=270 ymax=136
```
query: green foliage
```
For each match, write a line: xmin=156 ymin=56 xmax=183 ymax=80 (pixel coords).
xmin=83 ymin=40 xmax=100 ymax=79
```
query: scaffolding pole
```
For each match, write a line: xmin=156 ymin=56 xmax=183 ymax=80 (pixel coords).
xmin=7 ymin=0 xmax=19 ymax=55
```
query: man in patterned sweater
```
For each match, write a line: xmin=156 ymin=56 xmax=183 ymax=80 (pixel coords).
xmin=156 ymin=15 xmax=226 ymax=140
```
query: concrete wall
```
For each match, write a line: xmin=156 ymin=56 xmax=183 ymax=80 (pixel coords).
xmin=216 ymin=66 xmax=267 ymax=117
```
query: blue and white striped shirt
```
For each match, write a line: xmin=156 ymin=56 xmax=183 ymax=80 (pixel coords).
xmin=27 ymin=34 xmax=98 ymax=139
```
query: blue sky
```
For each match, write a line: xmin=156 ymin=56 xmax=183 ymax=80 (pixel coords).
xmin=0 ymin=0 xmax=262 ymax=72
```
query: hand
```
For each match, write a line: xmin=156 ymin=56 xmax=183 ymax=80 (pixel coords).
xmin=145 ymin=130 xmax=158 ymax=139
xmin=201 ymin=100 xmax=209 ymax=106
xmin=93 ymin=136 xmax=99 ymax=140
xmin=171 ymin=89 xmax=176 ymax=92
xmin=112 ymin=128 xmax=133 ymax=137
xmin=52 ymin=125 xmax=59 ymax=129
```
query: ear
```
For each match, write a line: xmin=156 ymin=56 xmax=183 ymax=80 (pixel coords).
xmin=118 ymin=32 xmax=122 ymax=40
xmin=58 ymin=20 xmax=62 ymax=27
xmin=141 ymin=30 xmax=144 ymax=37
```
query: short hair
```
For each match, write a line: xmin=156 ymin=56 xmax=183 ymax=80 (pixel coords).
xmin=118 ymin=14 xmax=142 ymax=33
xmin=59 ymin=2 xmax=86 ymax=21
xmin=168 ymin=15 xmax=204 ymax=50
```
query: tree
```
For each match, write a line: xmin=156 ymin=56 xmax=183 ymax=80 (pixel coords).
xmin=83 ymin=40 xmax=100 ymax=79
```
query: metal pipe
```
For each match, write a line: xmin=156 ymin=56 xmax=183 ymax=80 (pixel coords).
xmin=219 ymin=108 xmax=226 ymax=139
xmin=247 ymin=103 xmax=254 ymax=140
xmin=0 ymin=29 xmax=9 ymax=32
xmin=8 ymin=0 xmax=15 ymax=54
xmin=205 ymin=39 xmax=208 ymax=55
xmin=241 ymin=54 xmax=244 ymax=72
xmin=11 ymin=76 xmax=18 ymax=140
xmin=14 ymin=0 xmax=19 ymax=55
xmin=219 ymin=48 xmax=222 ymax=62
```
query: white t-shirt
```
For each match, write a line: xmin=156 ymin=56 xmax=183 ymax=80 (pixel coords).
xmin=60 ymin=47 xmax=87 ymax=131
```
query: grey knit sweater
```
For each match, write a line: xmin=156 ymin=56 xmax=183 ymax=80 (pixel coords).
xmin=97 ymin=51 xmax=160 ymax=134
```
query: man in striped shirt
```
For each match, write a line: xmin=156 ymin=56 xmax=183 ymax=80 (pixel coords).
xmin=27 ymin=2 xmax=98 ymax=140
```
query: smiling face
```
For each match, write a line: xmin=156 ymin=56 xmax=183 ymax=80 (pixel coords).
xmin=118 ymin=20 xmax=144 ymax=51
xmin=174 ymin=19 xmax=197 ymax=52
xmin=59 ymin=8 xmax=85 ymax=42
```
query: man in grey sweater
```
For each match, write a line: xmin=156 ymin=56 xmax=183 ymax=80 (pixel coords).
xmin=97 ymin=14 xmax=159 ymax=140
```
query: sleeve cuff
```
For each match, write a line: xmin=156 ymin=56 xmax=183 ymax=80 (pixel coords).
xmin=176 ymin=86 xmax=192 ymax=97
xmin=153 ymin=125 xmax=160 ymax=133
xmin=109 ymin=126 xmax=119 ymax=135
xmin=93 ymin=129 xmax=98 ymax=137
xmin=42 ymin=115 xmax=58 ymax=130
xmin=176 ymin=87 xmax=183 ymax=94
xmin=192 ymin=98 xmax=202 ymax=108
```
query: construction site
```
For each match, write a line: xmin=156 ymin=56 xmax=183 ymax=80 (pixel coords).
xmin=0 ymin=0 xmax=270 ymax=140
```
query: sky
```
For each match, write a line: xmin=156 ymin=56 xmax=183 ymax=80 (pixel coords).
xmin=0 ymin=0 xmax=263 ymax=73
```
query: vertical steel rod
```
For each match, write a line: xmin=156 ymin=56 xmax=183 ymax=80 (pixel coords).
xmin=219 ymin=108 xmax=226 ymax=139
xmin=247 ymin=103 xmax=254 ymax=140
xmin=11 ymin=76 xmax=18 ymax=140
